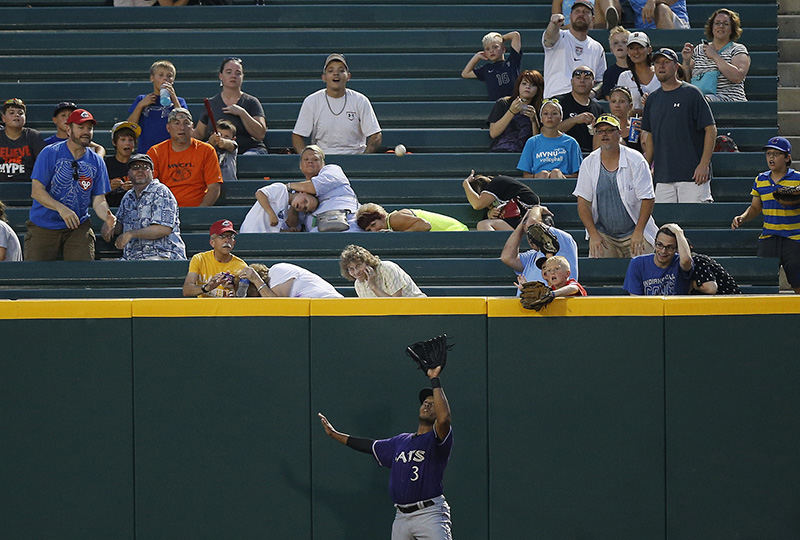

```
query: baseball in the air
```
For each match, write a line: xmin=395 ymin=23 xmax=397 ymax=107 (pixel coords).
xmin=394 ymin=144 xmax=407 ymax=156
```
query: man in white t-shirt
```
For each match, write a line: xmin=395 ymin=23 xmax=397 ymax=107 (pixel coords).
xmin=292 ymin=53 xmax=382 ymax=155
xmin=542 ymin=0 xmax=607 ymax=98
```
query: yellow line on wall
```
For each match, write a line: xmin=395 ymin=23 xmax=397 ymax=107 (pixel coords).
xmin=0 ymin=299 xmax=131 ymax=319
xmin=664 ymin=295 xmax=800 ymax=316
xmin=310 ymin=297 xmax=487 ymax=316
xmin=131 ymin=298 xmax=310 ymax=317
xmin=487 ymin=296 xmax=664 ymax=317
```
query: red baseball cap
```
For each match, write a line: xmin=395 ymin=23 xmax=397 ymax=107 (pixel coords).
xmin=209 ymin=219 xmax=237 ymax=236
xmin=67 ymin=108 xmax=96 ymax=125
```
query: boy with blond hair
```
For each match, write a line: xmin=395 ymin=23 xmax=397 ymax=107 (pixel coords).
xmin=127 ymin=60 xmax=187 ymax=153
xmin=539 ymin=255 xmax=587 ymax=296
xmin=600 ymin=26 xmax=631 ymax=99
xmin=461 ymin=31 xmax=522 ymax=101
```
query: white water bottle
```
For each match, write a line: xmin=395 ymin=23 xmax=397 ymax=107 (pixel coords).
xmin=159 ymin=87 xmax=171 ymax=107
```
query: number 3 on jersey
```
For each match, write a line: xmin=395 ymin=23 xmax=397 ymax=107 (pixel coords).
xmin=410 ymin=465 xmax=419 ymax=481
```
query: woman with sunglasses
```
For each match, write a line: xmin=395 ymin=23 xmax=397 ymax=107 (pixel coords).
xmin=487 ymin=70 xmax=544 ymax=153
xmin=195 ymin=57 xmax=268 ymax=155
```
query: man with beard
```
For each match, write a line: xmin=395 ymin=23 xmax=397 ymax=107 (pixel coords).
xmin=25 ymin=108 xmax=115 ymax=261
xmin=182 ymin=218 xmax=247 ymax=297
xmin=641 ymin=48 xmax=716 ymax=203
xmin=542 ymin=1 xmax=606 ymax=98
xmin=147 ymin=108 xmax=222 ymax=207
xmin=0 ymin=98 xmax=46 ymax=182
xmin=292 ymin=53 xmax=382 ymax=155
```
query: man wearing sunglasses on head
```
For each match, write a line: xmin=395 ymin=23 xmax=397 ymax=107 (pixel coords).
xmin=555 ymin=66 xmax=604 ymax=152
xmin=26 ymin=108 xmax=115 ymax=261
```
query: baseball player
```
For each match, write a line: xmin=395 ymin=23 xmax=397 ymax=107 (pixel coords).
xmin=318 ymin=365 xmax=454 ymax=539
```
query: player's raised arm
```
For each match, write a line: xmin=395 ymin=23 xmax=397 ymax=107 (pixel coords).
xmin=428 ymin=366 xmax=452 ymax=440
xmin=318 ymin=412 xmax=374 ymax=453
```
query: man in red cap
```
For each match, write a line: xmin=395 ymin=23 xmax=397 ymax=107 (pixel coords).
xmin=0 ymin=97 xmax=46 ymax=182
xmin=26 ymin=108 xmax=115 ymax=261
xmin=182 ymin=218 xmax=248 ymax=297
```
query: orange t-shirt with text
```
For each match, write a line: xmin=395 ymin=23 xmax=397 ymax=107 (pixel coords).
xmin=147 ymin=138 xmax=222 ymax=207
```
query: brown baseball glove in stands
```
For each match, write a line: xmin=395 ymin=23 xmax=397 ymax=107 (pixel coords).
xmin=773 ymin=185 xmax=800 ymax=206
xmin=520 ymin=280 xmax=555 ymax=311
xmin=526 ymin=223 xmax=560 ymax=254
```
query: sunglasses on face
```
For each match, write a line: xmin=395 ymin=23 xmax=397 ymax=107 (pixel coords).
xmin=572 ymin=70 xmax=594 ymax=78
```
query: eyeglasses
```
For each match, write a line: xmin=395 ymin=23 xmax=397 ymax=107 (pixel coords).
xmin=713 ymin=20 xmax=731 ymax=26
xmin=169 ymin=119 xmax=193 ymax=127
xmin=655 ymin=241 xmax=677 ymax=252
xmin=218 ymin=232 xmax=237 ymax=240
xmin=129 ymin=163 xmax=151 ymax=171
xmin=572 ymin=70 xmax=594 ymax=78
xmin=595 ymin=128 xmax=618 ymax=134
xmin=71 ymin=161 xmax=79 ymax=182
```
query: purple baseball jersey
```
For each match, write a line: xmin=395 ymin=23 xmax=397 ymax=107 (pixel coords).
xmin=372 ymin=427 xmax=453 ymax=505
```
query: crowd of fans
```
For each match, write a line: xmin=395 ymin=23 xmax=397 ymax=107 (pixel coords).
xmin=1 ymin=2 xmax=797 ymax=296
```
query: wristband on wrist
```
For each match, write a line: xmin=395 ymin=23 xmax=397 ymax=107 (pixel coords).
xmin=431 ymin=377 xmax=441 ymax=388
xmin=257 ymin=283 xmax=267 ymax=293
xmin=201 ymin=284 xmax=209 ymax=293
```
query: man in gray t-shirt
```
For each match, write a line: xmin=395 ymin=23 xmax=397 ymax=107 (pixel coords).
xmin=641 ymin=48 xmax=717 ymax=203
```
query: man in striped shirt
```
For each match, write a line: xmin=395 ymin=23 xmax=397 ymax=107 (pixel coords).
xmin=731 ymin=137 xmax=800 ymax=293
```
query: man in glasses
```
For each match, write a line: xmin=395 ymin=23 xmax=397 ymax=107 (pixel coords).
xmin=102 ymin=154 xmax=186 ymax=261
xmin=555 ymin=66 xmax=604 ymax=151
xmin=0 ymin=98 xmax=45 ymax=182
xmin=623 ymin=223 xmax=693 ymax=295
xmin=182 ymin=219 xmax=248 ymax=297
xmin=26 ymin=108 xmax=115 ymax=260
xmin=147 ymin=108 xmax=222 ymax=207
xmin=574 ymin=114 xmax=657 ymax=258
xmin=542 ymin=1 xmax=606 ymax=98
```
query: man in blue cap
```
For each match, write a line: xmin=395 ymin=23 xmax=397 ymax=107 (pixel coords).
xmin=732 ymin=137 xmax=800 ymax=293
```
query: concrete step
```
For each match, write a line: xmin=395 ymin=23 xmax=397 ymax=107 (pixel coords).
xmin=778 ymin=111 xmax=800 ymax=131
xmin=778 ymin=87 xmax=800 ymax=108
xmin=779 ymin=39 xmax=800 ymax=61
xmin=779 ymin=14 xmax=800 ymax=32
xmin=779 ymin=64 xmax=800 ymax=86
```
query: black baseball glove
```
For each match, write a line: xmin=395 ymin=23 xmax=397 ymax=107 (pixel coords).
xmin=520 ymin=280 xmax=555 ymax=311
xmin=526 ymin=223 xmax=560 ymax=255
xmin=773 ymin=185 xmax=800 ymax=206
xmin=406 ymin=334 xmax=453 ymax=373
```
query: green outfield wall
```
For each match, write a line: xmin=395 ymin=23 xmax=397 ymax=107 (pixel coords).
xmin=1 ymin=297 xmax=798 ymax=540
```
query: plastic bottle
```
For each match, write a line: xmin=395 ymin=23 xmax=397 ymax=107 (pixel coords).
xmin=236 ymin=278 xmax=250 ymax=297
xmin=159 ymin=87 xmax=171 ymax=107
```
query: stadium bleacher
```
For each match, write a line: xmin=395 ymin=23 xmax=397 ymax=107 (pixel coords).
xmin=0 ymin=1 xmax=781 ymax=298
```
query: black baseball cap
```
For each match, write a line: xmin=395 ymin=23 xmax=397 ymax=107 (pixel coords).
xmin=52 ymin=101 xmax=77 ymax=117
xmin=419 ymin=388 xmax=433 ymax=404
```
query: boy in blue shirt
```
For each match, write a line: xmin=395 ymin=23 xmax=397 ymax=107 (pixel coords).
xmin=126 ymin=60 xmax=187 ymax=153
xmin=461 ymin=31 xmax=522 ymax=101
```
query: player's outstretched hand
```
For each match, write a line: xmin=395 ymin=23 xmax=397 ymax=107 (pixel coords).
xmin=427 ymin=366 xmax=442 ymax=379
xmin=318 ymin=412 xmax=335 ymax=435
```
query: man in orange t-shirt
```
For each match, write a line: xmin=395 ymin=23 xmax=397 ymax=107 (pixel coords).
xmin=147 ymin=108 xmax=222 ymax=206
